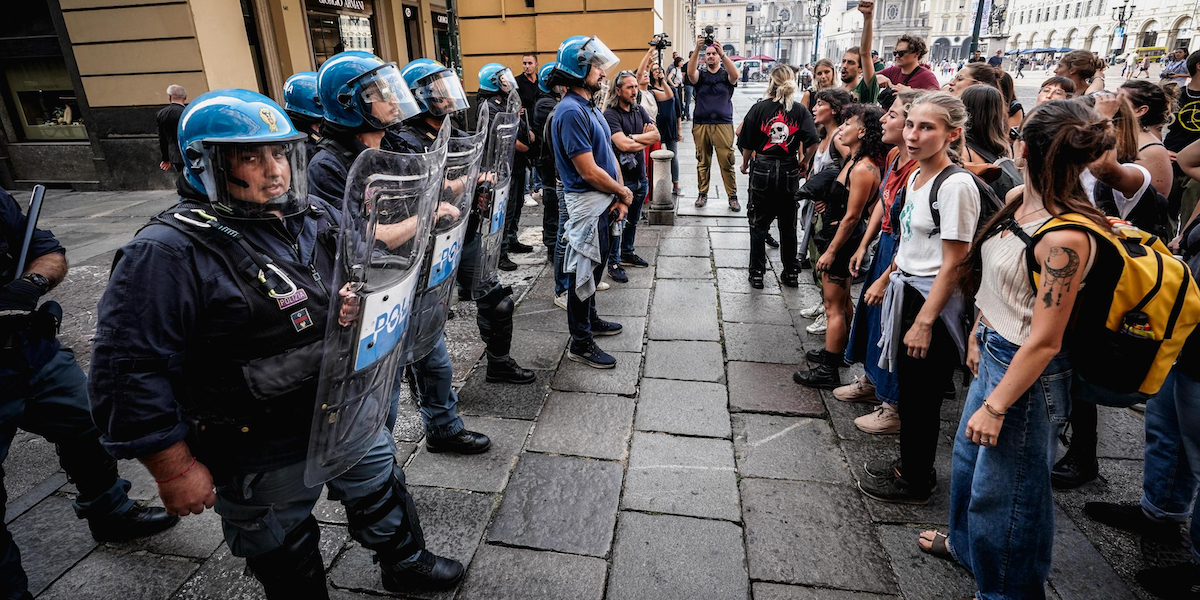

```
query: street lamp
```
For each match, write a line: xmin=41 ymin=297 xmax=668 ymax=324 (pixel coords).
xmin=1112 ymin=0 xmax=1135 ymax=55
xmin=808 ymin=0 xmax=831 ymax=64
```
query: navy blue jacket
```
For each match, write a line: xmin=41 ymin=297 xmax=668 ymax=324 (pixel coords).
xmin=89 ymin=197 xmax=340 ymax=473
xmin=308 ymin=134 xmax=372 ymax=210
xmin=0 ymin=187 xmax=65 ymax=380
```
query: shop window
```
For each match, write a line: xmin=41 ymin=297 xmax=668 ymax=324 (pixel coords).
xmin=308 ymin=1 xmax=377 ymax=68
xmin=4 ymin=58 xmax=85 ymax=141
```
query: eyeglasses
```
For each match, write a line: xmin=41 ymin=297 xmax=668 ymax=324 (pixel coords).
xmin=893 ymin=50 xmax=909 ymax=57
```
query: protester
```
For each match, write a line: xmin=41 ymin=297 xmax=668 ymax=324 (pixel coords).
xmin=1119 ymin=79 xmax=1177 ymax=196
xmin=688 ymin=34 xmax=740 ymax=210
xmin=838 ymin=1 xmax=878 ymax=104
xmin=650 ymin=62 xmax=683 ymax=196
xmin=737 ymin=64 xmax=819 ymax=289
xmin=156 ymin=84 xmax=187 ymax=173
xmin=668 ymin=56 xmax=685 ymax=116
xmin=997 ymin=71 xmax=1024 ymax=130
xmin=1056 ymin=50 xmax=1107 ymax=95
xmin=877 ymin=35 xmax=940 ymax=92
xmin=1165 ymin=51 xmax=1200 ymax=235
xmin=946 ymin=62 xmax=999 ymax=97
xmin=801 ymin=58 xmax=837 ymax=111
xmin=1160 ymin=48 xmax=1189 ymax=82
xmin=987 ymin=50 xmax=1004 ymax=68
xmin=1036 ymin=76 xmax=1076 ymax=104
xmin=603 ymin=70 xmax=658 ymax=284
xmin=859 ymin=92 xmax=980 ymax=504
xmin=682 ymin=51 xmax=695 ymax=120
xmin=1016 ymin=55 xmax=1027 ymax=78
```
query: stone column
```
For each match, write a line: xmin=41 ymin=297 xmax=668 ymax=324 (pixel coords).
xmin=648 ymin=148 xmax=676 ymax=225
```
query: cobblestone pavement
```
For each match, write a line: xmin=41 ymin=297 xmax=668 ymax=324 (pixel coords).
xmin=4 ymin=65 xmax=1166 ymax=599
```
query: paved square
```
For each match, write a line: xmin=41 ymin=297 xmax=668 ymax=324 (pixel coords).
xmin=656 ymin=255 xmax=714 ymax=279
xmin=527 ymin=392 xmax=634 ymax=460
xmin=607 ymin=512 xmax=749 ymax=600
xmin=406 ymin=417 xmax=531 ymax=492
xmin=635 ymin=377 xmax=731 ymax=438
xmin=623 ymin=432 xmax=740 ymax=521
xmin=726 ymin=361 xmax=826 ymax=415
xmin=643 ymin=340 xmax=725 ymax=382
xmin=733 ymin=414 xmax=851 ymax=484
xmin=724 ymin=322 xmax=803 ymax=364
xmin=457 ymin=545 xmax=607 ymax=600
xmin=647 ymin=279 xmax=720 ymax=341
xmin=552 ymin=350 xmax=642 ymax=395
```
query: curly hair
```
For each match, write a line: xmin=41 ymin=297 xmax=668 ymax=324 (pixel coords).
xmin=814 ymin=87 xmax=854 ymax=125
xmin=841 ymin=103 xmax=888 ymax=167
xmin=895 ymin=34 xmax=927 ymax=59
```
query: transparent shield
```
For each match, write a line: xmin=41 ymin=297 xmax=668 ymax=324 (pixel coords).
xmin=470 ymin=108 xmax=520 ymax=299
xmin=397 ymin=115 xmax=489 ymax=365
xmin=413 ymin=70 xmax=471 ymax=117
xmin=358 ymin=65 xmax=420 ymax=129
xmin=305 ymin=137 xmax=449 ymax=487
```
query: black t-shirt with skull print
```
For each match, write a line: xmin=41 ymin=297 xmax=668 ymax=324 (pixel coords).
xmin=736 ymin=98 xmax=819 ymax=160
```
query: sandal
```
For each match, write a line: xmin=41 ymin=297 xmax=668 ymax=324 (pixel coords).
xmin=918 ymin=530 xmax=953 ymax=561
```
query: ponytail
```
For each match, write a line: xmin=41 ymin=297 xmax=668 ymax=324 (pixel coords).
xmin=766 ymin=64 xmax=798 ymax=111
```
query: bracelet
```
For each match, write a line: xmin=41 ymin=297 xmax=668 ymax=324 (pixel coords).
xmin=155 ymin=457 xmax=197 ymax=484
xmin=983 ymin=400 xmax=1007 ymax=418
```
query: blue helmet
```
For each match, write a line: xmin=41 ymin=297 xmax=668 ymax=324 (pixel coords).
xmin=283 ymin=71 xmax=322 ymax=121
xmin=316 ymin=51 xmax=419 ymax=130
xmin=554 ymin=35 xmax=620 ymax=81
xmin=478 ymin=63 xmax=518 ymax=94
xmin=401 ymin=58 xmax=470 ymax=117
xmin=537 ymin=62 xmax=557 ymax=94
xmin=177 ymin=89 xmax=309 ymax=219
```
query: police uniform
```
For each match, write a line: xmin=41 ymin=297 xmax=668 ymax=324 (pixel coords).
xmin=478 ymin=91 xmax=532 ymax=256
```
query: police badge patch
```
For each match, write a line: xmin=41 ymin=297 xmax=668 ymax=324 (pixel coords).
xmin=276 ymin=288 xmax=309 ymax=310
xmin=291 ymin=308 xmax=313 ymax=332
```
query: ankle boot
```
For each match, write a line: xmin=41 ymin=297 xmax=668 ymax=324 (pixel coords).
xmin=792 ymin=350 xmax=842 ymax=389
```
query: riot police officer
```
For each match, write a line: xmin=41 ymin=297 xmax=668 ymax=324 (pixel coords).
xmin=283 ymin=71 xmax=323 ymax=162
xmin=477 ymin=63 xmax=533 ymax=271
xmin=0 ymin=189 xmax=178 ymax=599
xmin=89 ymin=89 xmax=463 ymax=598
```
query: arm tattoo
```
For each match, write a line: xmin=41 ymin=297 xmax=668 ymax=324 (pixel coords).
xmin=1041 ymin=246 xmax=1081 ymax=308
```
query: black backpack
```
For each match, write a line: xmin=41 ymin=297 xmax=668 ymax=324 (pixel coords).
xmin=1093 ymin=179 xmax=1173 ymax=241
xmin=924 ymin=165 xmax=1005 ymax=239
xmin=968 ymin=144 xmax=1023 ymax=205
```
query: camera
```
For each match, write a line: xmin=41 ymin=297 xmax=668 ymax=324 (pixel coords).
xmin=649 ymin=33 xmax=671 ymax=50
xmin=702 ymin=25 xmax=715 ymax=47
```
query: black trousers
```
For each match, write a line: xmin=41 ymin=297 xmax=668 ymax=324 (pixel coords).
xmin=503 ymin=159 xmax=528 ymax=251
xmin=896 ymin=285 xmax=959 ymax=487
xmin=747 ymin=157 xmax=800 ymax=274
xmin=539 ymin=162 xmax=559 ymax=252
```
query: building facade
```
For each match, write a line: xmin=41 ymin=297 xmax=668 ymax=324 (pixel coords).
xmin=997 ymin=0 xmax=1198 ymax=58
xmin=822 ymin=0 xmax=927 ymax=62
xmin=924 ymin=0 xmax=978 ymax=60
xmin=753 ymin=0 xmax=818 ymax=64
xmin=697 ymin=0 xmax=749 ymax=56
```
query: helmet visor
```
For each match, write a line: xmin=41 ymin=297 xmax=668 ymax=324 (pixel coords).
xmin=204 ymin=140 xmax=308 ymax=220
xmin=357 ymin=65 xmax=419 ymax=129
xmin=414 ymin=70 xmax=470 ymax=116
xmin=582 ymin=37 xmax=620 ymax=72
xmin=495 ymin=68 xmax=518 ymax=93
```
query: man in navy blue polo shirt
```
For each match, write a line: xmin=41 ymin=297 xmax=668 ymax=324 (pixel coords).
xmin=550 ymin=36 xmax=630 ymax=369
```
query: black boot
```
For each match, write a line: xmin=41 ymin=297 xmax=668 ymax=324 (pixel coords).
xmin=792 ymin=350 xmax=842 ymax=389
xmin=426 ymin=430 xmax=492 ymax=454
xmin=245 ymin=516 xmax=330 ymax=600
xmin=1051 ymin=448 xmax=1100 ymax=489
xmin=486 ymin=356 xmax=536 ymax=384
xmin=381 ymin=549 xmax=464 ymax=593
xmin=88 ymin=503 xmax=180 ymax=542
xmin=805 ymin=347 xmax=849 ymax=366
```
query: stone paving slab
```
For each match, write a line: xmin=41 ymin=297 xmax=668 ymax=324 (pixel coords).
xmin=656 ymin=225 xmax=709 ymax=238
xmin=456 ymin=545 xmax=607 ymax=600
xmin=724 ymin=322 xmax=803 ymax=364
xmin=824 ymin=390 xmax=890 ymax=442
xmin=658 ymin=236 xmax=712 ymax=256
xmin=647 ymin=279 xmax=720 ymax=341
xmin=840 ymin=439 xmax=954 ymax=526
xmin=39 ymin=548 xmax=200 ymax=600
xmin=10 ymin=495 xmax=99 ymax=595
xmin=719 ymin=267 xmax=781 ymax=294
xmin=710 ymin=230 xmax=751 ymax=250
xmin=618 ymin=264 xmax=656 ymax=288
xmin=713 ymin=248 xmax=751 ymax=268
xmin=643 ymin=340 xmax=725 ymax=383
xmin=487 ymin=453 xmax=623 ymax=557
xmin=596 ymin=287 xmax=651 ymax=316
xmin=4 ymin=432 xmax=62 ymax=501
xmin=780 ymin=282 xmax=825 ymax=312
xmin=655 ymin=255 xmax=714 ymax=279
xmin=106 ymin=505 xmax=224 ymax=559
xmin=606 ymin=511 xmax=749 ymax=600
xmin=457 ymin=369 xmax=552 ymax=420
xmin=527 ymin=392 xmax=634 ymax=460
xmin=635 ymin=378 xmax=732 ymax=438
xmin=552 ymin=351 xmax=642 ymax=395
xmin=623 ymin=432 xmax=740 ymax=521
xmin=328 ymin=485 xmax=496 ymax=597
xmin=733 ymin=414 xmax=851 ymax=484
xmin=1048 ymin=504 xmax=1139 ymax=600
xmin=876 ymin=524 xmax=976 ymax=600
xmin=1096 ymin=407 xmax=1147 ymax=460
xmin=753 ymin=583 xmax=901 ymax=599
xmin=719 ymin=291 xmax=793 ymax=324
xmin=726 ymin=361 xmax=825 ymax=416
xmin=596 ymin=315 xmax=645 ymax=352
xmin=507 ymin=329 xmax=569 ymax=371
xmin=512 ymin=304 xmax=570 ymax=333
xmin=741 ymin=478 xmax=898 ymax=595
xmin=405 ymin=417 xmax=531 ymax=493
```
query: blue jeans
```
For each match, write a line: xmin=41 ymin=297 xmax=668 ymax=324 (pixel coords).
xmin=662 ymin=138 xmax=680 ymax=184
xmin=1141 ymin=367 xmax=1200 ymax=562
xmin=611 ymin=177 xmax=648 ymax=262
xmin=554 ymin=181 xmax=570 ymax=296
xmin=214 ymin=428 xmax=423 ymax=561
xmin=949 ymin=323 xmax=1072 ymax=600
xmin=0 ymin=346 xmax=135 ymax=597
xmin=845 ymin=232 xmax=900 ymax=405
xmin=389 ymin=335 xmax=464 ymax=439
xmin=682 ymin=85 xmax=693 ymax=118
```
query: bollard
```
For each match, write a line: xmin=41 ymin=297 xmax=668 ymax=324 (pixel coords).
xmin=647 ymin=148 xmax=676 ymax=225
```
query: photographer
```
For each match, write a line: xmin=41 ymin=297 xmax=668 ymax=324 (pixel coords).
xmin=688 ymin=29 xmax=740 ymax=210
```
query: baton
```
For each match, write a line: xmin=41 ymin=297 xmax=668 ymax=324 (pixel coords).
xmin=13 ymin=185 xmax=46 ymax=283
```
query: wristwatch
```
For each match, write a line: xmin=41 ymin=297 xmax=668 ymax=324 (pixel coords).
xmin=21 ymin=273 xmax=50 ymax=295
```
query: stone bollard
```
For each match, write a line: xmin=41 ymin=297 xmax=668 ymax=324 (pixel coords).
xmin=647 ymin=148 xmax=676 ymax=225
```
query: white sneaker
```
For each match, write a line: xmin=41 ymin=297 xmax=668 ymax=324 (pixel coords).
xmin=805 ymin=313 xmax=828 ymax=334
xmin=855 ymin=404 xmax=901 ymax=435
xmin=800 ymin=302 xmax=826 ymax=319
xmin=524 ymin=193 xmax=538 ymax=207
xmin=597 ymin=280 xmax=611 ymax=291
xmin=554 ymin=292 xmax=568 ymax=310
xmin=833 ymin=376 xmax=878 ymax=402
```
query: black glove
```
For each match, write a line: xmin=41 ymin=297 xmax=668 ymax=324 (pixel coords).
xmin=0 ymin=279 xmax=41 ymax=315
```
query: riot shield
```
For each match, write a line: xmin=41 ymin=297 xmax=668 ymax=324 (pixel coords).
xmin=305 ymin=135 xmax=449 ymax=487
xmin=469 ymin=103 xmax=520 ymax=299
xmin=396 ymin=112 xmax=490 ymax=365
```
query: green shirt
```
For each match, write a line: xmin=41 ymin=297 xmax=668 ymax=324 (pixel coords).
xmin=873 ymin=60 xmax=885 ymax=72
xmin=851 ymin=75 xmax=879 ymax=104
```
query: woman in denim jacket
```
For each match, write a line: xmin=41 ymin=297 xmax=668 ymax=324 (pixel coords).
xmin=920 ymin=99 xmax=1115 ymax=599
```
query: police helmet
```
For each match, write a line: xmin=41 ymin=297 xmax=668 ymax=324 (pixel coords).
xmin=554 ymin=35 xmax=620 ymax=81
xmin=537 ymin=62 xmax=557 ymax=94
xmin=177 ymin=89 xmax=308 ymax=220
xmin=478 ymin=63 xmax=518 ymax=94
xmin=317 ymin=51 xmax=419 ymax=130
xmin=283 ymin=71 xmax=322 ymax=121
xmin=401 ymin=59 xmax=470 ymax=117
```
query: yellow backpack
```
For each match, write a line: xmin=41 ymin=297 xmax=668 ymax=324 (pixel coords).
xmin=1012 ymin=213 xmax=1200 ymax=405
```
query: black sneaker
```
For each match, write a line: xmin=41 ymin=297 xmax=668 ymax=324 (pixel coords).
xmin=1084 ymin=502 xmax=1183 ymax=541
xmin=608 ymin=264 xmax=629 ymax=283
xmin=728 ymin=196 xmax=741 ymax=212
xmin=508 ymin=240 xmax=534 ymax=254
xmin=621 ymin=253 xmax=650 ymax=268
xmin=858 ymin=469 xmax=933 ymax=504
xmin=498 ymin=255 xmax=518 ymax=271
xmin=765 ymin=234 xmax=780 ymax=248
xmin=591 ymin=318 xmax=623 ymax=336
xmin=749 ymin=271 xmax=764 ymax=289
xmin=863 ymin=459 xmax=938 ymax=491
xmin=1051 ymin=450 xmax=1099 ymax=489
xmin=799 ymin=258 xmax=812 ymax=270
xmin=1136 ymin=561 xmax=1200 ymax=599
xmin=781 ymin=271 xmax=800 ymax=287
xmin=567 ymin=341 xmax=616 ymax=369
xmin=381 ymin=550 xmax=465 ymax=592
